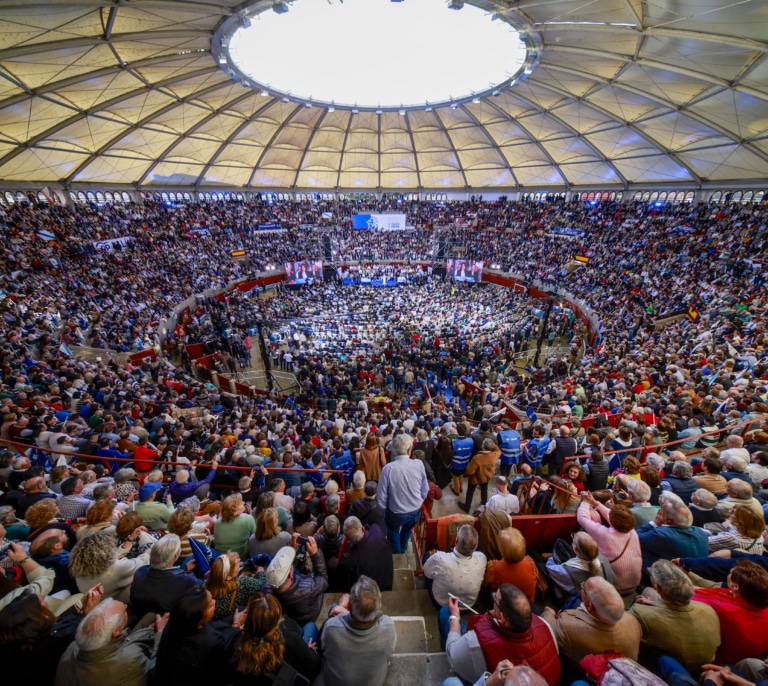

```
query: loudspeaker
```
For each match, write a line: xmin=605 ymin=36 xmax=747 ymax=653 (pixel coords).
xmin=322 ymin=235 xmax=332 ymax=261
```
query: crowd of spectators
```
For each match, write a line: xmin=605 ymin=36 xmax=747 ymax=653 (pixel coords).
xmin=0 ymin=194 xmax=766 ymax=685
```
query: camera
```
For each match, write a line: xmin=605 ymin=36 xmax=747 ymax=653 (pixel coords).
xmin=296 ymin=535 xmax=309 ymax=545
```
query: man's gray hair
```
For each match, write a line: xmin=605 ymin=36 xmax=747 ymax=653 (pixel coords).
xmin=349 ymin=575 xmax=382 ymax=624
xmin=176 ymin=470 xmax=190 ymax=484
xmin=645 ymin=453 xmax=665 ymax=471
xmin=482 ymin=438 xmax=496 ymax=451
xmin=583 ymin=577 xmax=625 ymax=624
xmin=649 ymin=559 xmax=694 ymax=606
xmin=692 ymin=489 xmax=718 ymax=509
xmin=352 ymin=470 xmax=366 ymax=489
xmin=343 ymin=516 xmax=364 ymax=545
xmin=300 ymin=482 xmax=315 ymax=498
xmin=672 ymin=461 xmax=693 ymax=479
xmin=323 ymin=514 xmax=340 ymax=539
xmin=325 ymin=493 xmax=340 ymax=514
xmin=728 ymin=479 xmax=754 ymax=499
xmin=75 ymin=599 xmax=125 ymax=651
xmin=150 ymin=533 xmax=180 ymax=570
xmin=625 ymin=479 xmax=651 ymax=503
xmin=455 ymin=524 xmax=479 ymax=557
xmin=391 ymin=433 xmax=413 ymax=457
xmin=663 ymin=500 xmax=694 ymax=528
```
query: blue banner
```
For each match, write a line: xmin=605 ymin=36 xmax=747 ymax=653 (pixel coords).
xmin=553 ymin=227 xmax=585 ymax=237
xmin=526 ymin=407 xmax=538 ymax=423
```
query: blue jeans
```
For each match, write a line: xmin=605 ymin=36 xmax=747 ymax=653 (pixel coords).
xmin=681 ymin=550 xmax=768 ymax=582
xmin=438 ymin=605 xmax=467 ymax=649
xmin=385 ymin=508 xmax=421 ymax=554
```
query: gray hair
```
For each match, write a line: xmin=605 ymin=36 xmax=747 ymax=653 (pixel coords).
xmin=727 ymin=457 xmax=747 ymax=473
xmin=343 ymin=516 xmax=364 ymax=545
xmin=322 ymin=514 xmax=340 ymax=539
xmin=391 ymin=433 xmax=413 ymax=457
xmin=649 ymin=559 xmax=694 ymax=606
xmin=583 ymin=577 xmax=625 ymax=624
xmin=662 ymin=500 xmax=694 ymax=528
xmin=672 ymin=462 xmax=693 ymax=479
xmin=482 ymin=438 xmax=496 ymax=451
xmin=645 ymin=453 xmax=665 ymax=471
xmin=178 ymin=496 xmax=200 ymax=512
xmin=692 ymin=489 xmax=718 ymax=509
xmin=113 ymin=468 xmax=137 ymax=484
xmin=300 ymin=481 xmax=315 ymax=498
xmin=92 ymin=483 xmax=113 ymax=502
xmin=349 ymin=575 xmax=382 ymax=623
xmin=416 ymin=429 xmax=428 ymax=442
xmin=0 ymin=505 xmax=14 ymax=524
xmin=727 ymin=479 xmax=754 ymax=499
xmin=352 ymin=470 xmax=366 ymax=489
xmin=455 ymin=524 xmax=479 ymax=557
xmin=150 ymin=534 xmax=180 ymax=570
xmin=625 ymin=479 xmax=651 ymax=503
xmin=75 ymin=599 xmax=125 ymax=651
xmin=325 ymin=493 xmax=340 ymax=514
xmin=176 ymin=470 xmax=190 ymax=484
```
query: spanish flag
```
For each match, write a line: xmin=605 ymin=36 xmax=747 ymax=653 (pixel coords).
xmin=575 ymin=254 xmax=590 ymax=264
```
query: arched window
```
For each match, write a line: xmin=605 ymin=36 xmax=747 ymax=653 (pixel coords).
xmin=37 ymin=191 xmax=48 ymax=203
xmin=616 ymin=192 xmax=623 ymax=201
xmin=732 ymin=191 xmax=742 ymax=203
xmin=587 ymin=192 xmax=595 ymax=201
xmin=711 ymin=191 xmax=722 ymax=203
xmin=754 ymin=191 xmax=765 ymax=203
xmin=78 ymin=191 xmax=87 ymax=202
xmin=650 ymin=191 xmax=659 ymax=202
xmin=743 ymin=191 xmax=753 ymax=203
xmin=659 ymin=192 xmax=667 ymax=201
xmin=86 ymin=191 xmax=96 ymax=202
xmin=105 ymin=192 xmax=114 ymax=202
xmin=633 ymin=191 xmax=642 ymax=201
xmin=641 ymin=191 xmax=650 ymax=201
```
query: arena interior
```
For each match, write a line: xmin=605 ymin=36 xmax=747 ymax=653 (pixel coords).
xmin=1 ymin=0 xmax=768 ymax=685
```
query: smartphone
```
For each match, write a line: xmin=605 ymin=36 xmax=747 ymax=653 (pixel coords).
xmin=297 ymin=535 xmax=309 ymax=545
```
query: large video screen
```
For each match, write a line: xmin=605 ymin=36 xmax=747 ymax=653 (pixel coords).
xmin=284 ymin=260 xmax=323 ymax=285
xmin=351 ymin=213 xmax=406 ymax=231
xmin=446 ymin=259 xmax=484 ymax=283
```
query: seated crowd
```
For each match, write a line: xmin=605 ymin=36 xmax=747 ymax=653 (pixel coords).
xmin=0 ymin=194 xmax=766 ymax=685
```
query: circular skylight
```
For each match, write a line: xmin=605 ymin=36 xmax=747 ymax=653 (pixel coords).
xmin=223 ymin=0 xmax=530 ymax=110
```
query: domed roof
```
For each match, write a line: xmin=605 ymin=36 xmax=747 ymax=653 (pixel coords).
xmin=0 ymin=0 xmax=765 ymax=189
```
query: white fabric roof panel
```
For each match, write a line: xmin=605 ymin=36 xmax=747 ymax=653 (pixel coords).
xmin=0 ymin=0 xmax=764 ymax=189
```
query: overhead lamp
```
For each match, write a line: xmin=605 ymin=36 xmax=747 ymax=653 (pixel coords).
xmin=238 ymin=15 xmax=251 ymax=29
xmin=328 ymin=105 xmax=335 ymax=112
xmin=491 ymin=89 xmax=501 ymax=96
xmin=399 ymin=109 xmax=406 ymax=115
xmin=450 ymin=103 xmax=458 ymax=109
xmin=375 ymin=109 xmax=383 ymax=114
xmin=352 ymin=108 xmax=359 ymax=114
xmin=305 ymin=102 xmax=312 ymax=107
xmin=447 ymin=0 xmax=464 ymax=8
xmin=260 ymin=89 xmax=269 ymax=96
xmin=281 ymin=96 xmax=290 ymax=102
xmin=242 ymin=80 xmax=250 ymax=88
xmin=273 ymin=2 xmax=290 ymax=14
xmin=472 ymin=97 xmax=480 ymax=103
xmin=425 ymin=106 xmax=432 ymax=112
xmin=227 ymin=68 xmax=236 ymax=77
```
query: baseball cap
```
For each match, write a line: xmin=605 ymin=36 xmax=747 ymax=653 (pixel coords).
xmin=266 ymin=546 xmax=296 ymax=588
xmin=138 ymin=482 xmax=163 ymax=499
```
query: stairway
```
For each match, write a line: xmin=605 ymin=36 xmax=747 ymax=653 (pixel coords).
xmin=315 ymin=548 xmax=455 ymax=686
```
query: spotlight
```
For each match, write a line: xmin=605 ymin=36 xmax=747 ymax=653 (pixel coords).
xmin=328 ymin=106 xmax=335 ymax=112
xmin=238 ymin=15 xmax=251 ymax=29
xmin=281 ymin=96 xmax=290 ymax=102
xmin=375 ymin=109 xmax=382 ymax=114
xmin=399 ymin=109 xmax=406 ymax=115
xmin=260 ymin=89 xmax=269 ymax=96
xmin=227 ymin=68 xmax=235 ymax=77
xmin=472 ymin=97 xmax=480 ymax=103
xmin=450 ymin=103 xmax=458 ymax=109
xmin=425 ymin=106 xmax=432 ymax=112
xmin=273 ymin=2 xmax=289 ymax=13
xmin=491 ymin=89 xmax=500 ymax=96
xmin=242 ymin=80 xmax=250 ymax=88
xmin=447 ymin=0 xmax=464 ymax=8
xmin=305 ymin=102 xmax=312 ymax=108
xmin=352 ymin=108 xmax=359 ymax=114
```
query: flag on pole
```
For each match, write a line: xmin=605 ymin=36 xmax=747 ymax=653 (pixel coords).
xmin=58 ymin=342 xmax=73 ymax=357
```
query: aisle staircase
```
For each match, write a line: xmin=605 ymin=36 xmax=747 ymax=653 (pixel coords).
xmin=315 ymin=547 xmax=455 ymax=686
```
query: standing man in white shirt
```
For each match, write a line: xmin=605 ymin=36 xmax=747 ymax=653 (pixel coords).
xmin=485 ymin=476 xmax=520 ymax=515
xmin=377 ymin=433 xmax=428 ymax=554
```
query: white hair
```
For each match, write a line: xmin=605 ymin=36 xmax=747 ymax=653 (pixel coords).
xmin=150 ymin=534 xmax=181 ymax=570
xmin=75 ymin=599 xmax=125 ymax=651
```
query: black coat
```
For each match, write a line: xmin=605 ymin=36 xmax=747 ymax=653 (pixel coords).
xmin=348 ymin=497 xmax=386 ymax=530
xmin=129 ymin=566 xmax=200 ymax=624
xmin=334 ymin=524 xmax=393 ymax=592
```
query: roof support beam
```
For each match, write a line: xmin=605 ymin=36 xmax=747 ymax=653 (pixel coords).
xmin=246 ymin=104 xmax=303 ymax=188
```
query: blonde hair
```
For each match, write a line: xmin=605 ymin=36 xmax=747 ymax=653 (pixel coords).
xmin=255 ymin=508 xmax=279 ymax=541
xmin=24 ymin=498 xmax=59 ymax=530
xmin=497 ymin=528 xmax=527 ymax=564
xmin=206 ymin=551 xmax=239 ymax=599
xmin=220 ymin=494 xmax=243 ymax=523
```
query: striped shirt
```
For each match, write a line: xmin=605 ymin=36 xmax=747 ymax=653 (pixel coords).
xmin=577 ymin=501 xmax=642 ymax=592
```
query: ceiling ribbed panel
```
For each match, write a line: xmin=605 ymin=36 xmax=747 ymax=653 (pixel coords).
xmin=0 ymin=0 xmax=764 ymax=189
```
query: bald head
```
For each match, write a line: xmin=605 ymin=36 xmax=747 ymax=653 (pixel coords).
xmin=583 ymin=577 xmax=625 ymax=624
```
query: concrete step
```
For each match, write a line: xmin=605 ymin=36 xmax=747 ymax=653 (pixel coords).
xmin=393 ymin=551 xmax=418 ymax=570
xmin=392 ymin=568 xmax=416 ymax=592
xmin=381 ymin=589 xmax=441 ymax=653
xmin=385 ymin=652 xmax=453 ymax=686
xmin=392 ymin=616 xmax=427 ymax=653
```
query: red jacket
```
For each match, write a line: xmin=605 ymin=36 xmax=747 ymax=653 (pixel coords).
xmin=468 ymin=613 xmax=561 ymax=686
xmin=693 ymin=587 xmax=768 ymax=664
xmin=133 ymin=445 xmax=159 ymax=472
